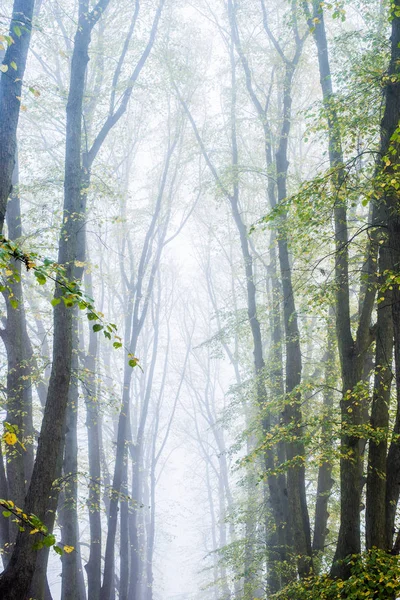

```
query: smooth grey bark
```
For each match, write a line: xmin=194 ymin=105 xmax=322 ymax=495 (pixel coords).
xmin=81 ymin=271 xmax=102 ymax=600
xmin=128 ymin=295 xmax=161 ymax=600
xmin=0 ymin=0 xmax=35 ymax=232
xmin=119 ymin=457 xmax=130 ymax=600
xmin=60 ymin=316 xmax=85 ymax=600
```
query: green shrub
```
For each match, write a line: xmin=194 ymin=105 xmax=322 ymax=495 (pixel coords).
xmin=272 ymin=549 xmax=400 ymax=600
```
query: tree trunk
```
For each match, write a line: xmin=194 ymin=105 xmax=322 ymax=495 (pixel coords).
xmin=0 ymin=2 xmax=110 ymax=596
xmin=313 ymin=311 xmax=335 ymax=557
xmin=305 ymin=1 xmax=376 ymax=576
xmin=380 ymin=2 xmax=400 ymax=551
xmin=366 ymin=240 xmax=393 ymax=549
xmin=82 ymin=282 xmax=102 ymax=600
xmin=60 ymin=315 xmax=84 ymax=600
xmin=0 ymin=0 xmax=35 ymax=232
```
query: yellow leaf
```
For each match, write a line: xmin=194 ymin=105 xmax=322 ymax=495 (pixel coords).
xmin=0 ymin=65 xmax=8 ymax=73
xmin=3 ymin=432 xmax=17 ymax=446
xmin=30 ymin=528 xmax=39 ymax=534
xmin=64 ymin=545 xmax=74 ymax=554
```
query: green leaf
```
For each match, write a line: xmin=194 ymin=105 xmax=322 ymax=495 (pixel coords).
xmin=43 ymin=534 xmax=56 ymax=547
xmin=104 ymin=331 xmax=111 ymax=339
xmin=33 ymin=540 xmax=44 ymax=550
xmin=93 ymin=324 xmax=103 ymax=333
xmin=35 ymin=272 xmax=46 ymax=285
xmin=10 ymin=61 xmax=17 ymax=70
xmin=54 ymin=545 xmax=63 ymax=556
xmin=129 ymin=359 xmax=138 ymax=368
xmin=51 ymin=297 xmax=61 ymax=307
xmin=13 ymin=25 xmax=21 ymax=37
xmin=87 ymin=313 xmax=97 ymax=321
xmin=9 ymin=298 xmax=18 ymax=309
xmin=29 ymin=514 xmax=42 ymax=528
xmin=2 ymin=511 xmax=11 ymax=518
xmin=113 ymin=342 xmax=122 ymax=349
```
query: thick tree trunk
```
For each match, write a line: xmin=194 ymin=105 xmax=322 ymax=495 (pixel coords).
xmin=366 ymin=241 xmax=393 ymax=549
xmin=0 ymin=2 xmax=109 ymax=596
xmin=305 ymin=1 xmax=376 ymax=576
xmin=0 ymin=0 xmax=35 ymax=232
xmin=60 ymin=317 xmax=84 ymax=600
xmin=380 ymin=3 xmax=400 ymax=551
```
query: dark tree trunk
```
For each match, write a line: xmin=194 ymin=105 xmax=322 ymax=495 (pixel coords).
xmin=60 ymin=315 xmax=85 ymax=600
xmin=0 ymin=2 xmax=110 ymax=596
xmin=380 ymin=3 xmax=400 ymax=551
xmin=313 ymin=312 xmax=335 ymax=557
xmin=0 ymin=0 xmax=35 ymax=232
xmin=229 ymin=0 xmax=312 ymax=576
xmin=304 ymin=0 xmax=377 ymax=577
xmin=366 ymin=240 xmax=393 ymax=549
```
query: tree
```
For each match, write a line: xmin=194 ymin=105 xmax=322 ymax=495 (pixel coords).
xmin=0 ymin=0 xmax=35 ymax=232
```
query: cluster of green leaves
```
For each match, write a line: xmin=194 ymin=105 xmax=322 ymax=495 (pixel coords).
xmin=0 ymin=236 xmax=141 ymax=368
xmin=272 ymin=549 xmax=400 ymax=600
xmin=0 ymin=500 xmax=73 ymax=556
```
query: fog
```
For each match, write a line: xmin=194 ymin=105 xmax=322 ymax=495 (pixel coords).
xmin=0 ymin=0 xmax=399 ymax=599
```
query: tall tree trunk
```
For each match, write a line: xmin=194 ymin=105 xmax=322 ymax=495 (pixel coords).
xmin=0 ymin=0 xmax=35 ymax=232
xmin=304 ymin=0 xmax=377 ymax=576
xmin=82 ymin=279 xmax=102 ymax=600
xmin=0 ymin=2 xmax=110 ymax=596
xmin=380 ymin=2 xmax=400 ymax=551
xmin=366 ymin=240 xmax=393 ymax=549
xmin=313 ymin=311 xmax=335 ymax=558
xmin=60 ymin=316 xmax=84 ymax=600
xmin=229 ymin=0 xmax=312 ymax=575
xmin=1 ymin=180 xmax=34 ymax=532
xmin=119 ymin=459 xmax=130 ymax=600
